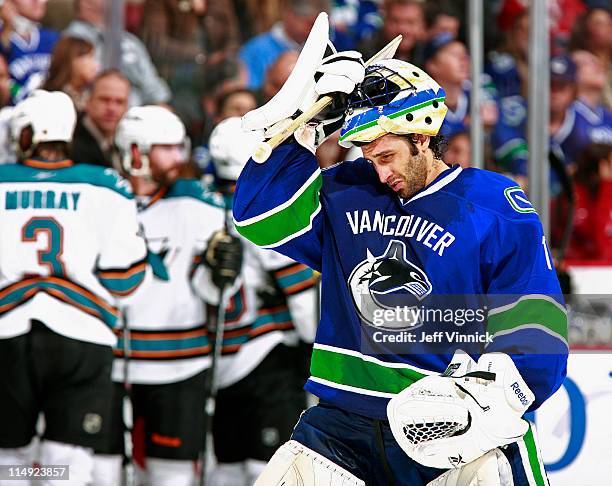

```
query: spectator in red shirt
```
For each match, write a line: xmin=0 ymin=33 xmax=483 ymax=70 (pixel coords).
xmin=566 ymin=143 xmax=612 ymax=261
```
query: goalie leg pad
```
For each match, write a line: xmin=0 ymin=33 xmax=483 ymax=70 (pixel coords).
xmin=426 ymin=449 xmax=513 ymax=486
xmin=253 ymin=440 xmax=365 ymax=486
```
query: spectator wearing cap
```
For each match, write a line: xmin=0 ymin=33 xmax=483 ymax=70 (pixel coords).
xmin=238 ymin=0 xmax=330 ymax=90
xmin=424 ymin=33 xmax=498 ymax=139
xmin=359 ymin=0 xmax=426 ymax=65
xmin=491 ymin=55 xmax=611 ymax=178
xmin=548 ymin=55 xmax=582 ymax=170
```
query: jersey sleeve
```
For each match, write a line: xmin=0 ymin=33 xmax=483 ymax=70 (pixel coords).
xmin=481 ymin=210 xmax=568 ymax=410
xmin=95 ymin=190 xmax=149 ymax=298
xmin=257 ymin=247 xmax=319 ymax=342
xmin=233 ymin=141 xmax=324 ymax=272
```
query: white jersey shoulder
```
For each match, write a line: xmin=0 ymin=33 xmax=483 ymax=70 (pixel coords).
xmin=0 ymin=163 xmax=147 ymax=346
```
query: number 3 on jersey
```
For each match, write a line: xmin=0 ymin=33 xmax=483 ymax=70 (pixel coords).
xmin=21 ymin=217 xmax=67 ymax=277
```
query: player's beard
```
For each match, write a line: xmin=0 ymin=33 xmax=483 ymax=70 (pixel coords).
xmin=153 ymin=167 xmax=181 ymax=186
xmin=397 ymin=150 xmax=428 ymax=199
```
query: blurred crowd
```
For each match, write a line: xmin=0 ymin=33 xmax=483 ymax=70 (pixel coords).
xmin=0 ymin=0 xmax=610 ymax=264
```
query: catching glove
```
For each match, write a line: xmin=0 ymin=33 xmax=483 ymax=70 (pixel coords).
xmin=204 ymin=230 xmax=243 ymax=289
xmin=387 ymin=351 xmax=534 ymax=469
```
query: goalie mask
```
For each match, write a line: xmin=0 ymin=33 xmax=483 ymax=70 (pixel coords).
xmin=209 ymin=117 xmax=263 ymax=181
xmin=339 ymin=59 xmax=448 ymax=148
xmin=115 ymin=105 xmax=188 ymax=177
xmin=11 ymin=90 xmax=77 ymax=159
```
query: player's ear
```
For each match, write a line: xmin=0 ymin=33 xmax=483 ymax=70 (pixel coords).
xmin=19 ymin=125 xmax=34 ymax=154
xmin=130 ymin=143 xmax=142 ymax=170
xmin=411 ymin=134 xmax=430 ymax=153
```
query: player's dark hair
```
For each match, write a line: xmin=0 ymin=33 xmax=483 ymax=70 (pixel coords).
xmin=33 ymin=141 xmax=71 ymax=159
xmin=428 ymin=134 xmax=447 ymax=160
xmin=402 ymin=134 xmax=447 ymax=160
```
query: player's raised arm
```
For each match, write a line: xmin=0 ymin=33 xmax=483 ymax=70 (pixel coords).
xmin=232 ymin=41 xmax=365 ymax=271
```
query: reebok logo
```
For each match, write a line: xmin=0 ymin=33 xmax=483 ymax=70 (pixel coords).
xmin=510 ymin=382 xmax=530 ymax=407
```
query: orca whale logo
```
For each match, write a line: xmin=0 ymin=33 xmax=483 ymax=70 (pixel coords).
xmin=347 ymin=240 xmax=432 ymax=330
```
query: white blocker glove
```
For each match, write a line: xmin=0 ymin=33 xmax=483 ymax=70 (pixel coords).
xmin=387 ymin=351 xmax=534 ymax=469
xmin=261 ymin=50 xmax=365 ymax=154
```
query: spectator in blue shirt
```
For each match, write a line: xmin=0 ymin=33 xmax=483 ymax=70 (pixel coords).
xmin=239 ymin=0 xmax=330 ymax=90
xmin=0 ymin=0 xmax=59 ymax=103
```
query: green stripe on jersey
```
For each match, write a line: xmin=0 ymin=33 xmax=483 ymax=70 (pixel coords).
xmin=487 ymin=297 xmax=568 ymax=342
xmin=310 ymin=345 xmax=429 ymax=396
xmin=524 ymin=424 xmax=547 ymax=486
xmin=495 ymin=139 xmax=528 ymax=169
xmin=234 ymin=171 xmax=322 ymax=248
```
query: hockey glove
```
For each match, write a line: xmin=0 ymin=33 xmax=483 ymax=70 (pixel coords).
xmin=261 ymin=51 xmax=365 ymax=154
xmin=387 ymin=351 xmax=534 ymax=469
xmin=204 ymin=230 xmax=243 ymax=289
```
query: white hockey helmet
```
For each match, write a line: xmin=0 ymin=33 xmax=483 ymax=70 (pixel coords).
xmin=339 ymin=59 xmax=448 ymax=148
xmin=10 ymin=90 xmax=77 ymax=158
xmin=115 ymin=105 xmax=187 ymax=177
xmin=209 ymin=117 xmax=263 ymax=181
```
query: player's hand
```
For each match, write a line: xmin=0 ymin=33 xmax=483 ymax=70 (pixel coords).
xmin=292 ymin=51 xmax=365 ymax=154
xmin=204 ymin=230 xmax=243 ymax=289
xmin=315 ymin=51 xmax=365 ymax=98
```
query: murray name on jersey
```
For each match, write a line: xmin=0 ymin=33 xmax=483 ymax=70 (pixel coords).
xmin=0 ymin=162 xmax=148 ymax=346
xmin=5 ymin=189 xmax=81 ymax=211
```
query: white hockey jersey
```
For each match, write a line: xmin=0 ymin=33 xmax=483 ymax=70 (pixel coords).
xmin=194 ymin=193 xmax=319 ymax=389
xmin=111 ymin=179 xmax=226 ymax=385
xmin=0 ymin=159 xmax=148 ymax=346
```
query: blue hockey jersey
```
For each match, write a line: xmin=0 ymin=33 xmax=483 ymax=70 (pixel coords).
xmin=233 ymin=142 xmax=568 ymax=420
xmin=492 ymin=97 xmax=612 ymax=176
xmin=439 ymin=78 xmax=497 ymax=139
xmin=1 ymin=28 xmax=59 ymax=103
